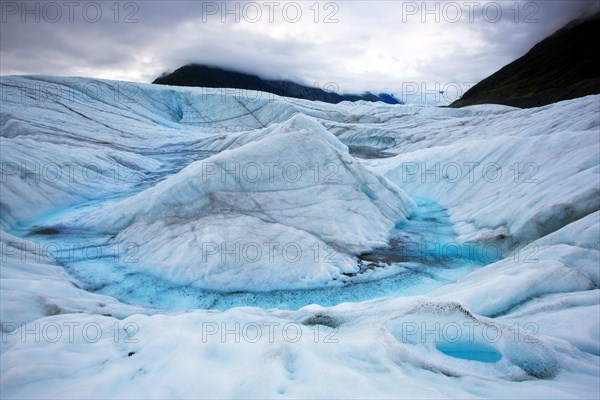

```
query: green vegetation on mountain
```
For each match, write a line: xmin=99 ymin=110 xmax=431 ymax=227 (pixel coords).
xmin=451 ymin=12 xmax=600 ymax=108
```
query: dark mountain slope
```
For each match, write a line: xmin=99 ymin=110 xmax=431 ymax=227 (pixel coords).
xmin=451 ymin=12 xmax=600 ymax=108
xmin=153 ymin=64 xmax=402 ymax=104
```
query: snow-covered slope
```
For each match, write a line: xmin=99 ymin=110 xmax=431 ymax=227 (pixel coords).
xmin=1 ymin=76 xmax=598 ymax=399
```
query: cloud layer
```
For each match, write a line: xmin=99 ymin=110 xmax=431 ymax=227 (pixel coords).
xmin=1 ymin=0 xmax=598 ymax=97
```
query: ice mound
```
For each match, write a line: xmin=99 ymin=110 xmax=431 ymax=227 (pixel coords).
xmin=0 ymin=76 xmax=314 ymax=230
xmin=374 ymin=127 xmax=599 ymax=250
xmin=79 ymin=123 xmax=415 ymax=290
xmin=431 ymin=209 xmax=600 ymax=318
xmin=202 ymin=113 xmax=350 ymax=153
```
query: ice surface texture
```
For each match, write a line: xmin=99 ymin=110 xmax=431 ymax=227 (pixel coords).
xmin=1 ymin=76 xmax=598 ymax=399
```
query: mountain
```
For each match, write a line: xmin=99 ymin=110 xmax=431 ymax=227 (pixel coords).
xmin=451 ymin=12 xmax=600 ymax=108
xmin=153 ymin=64 xmax=403 ymax=104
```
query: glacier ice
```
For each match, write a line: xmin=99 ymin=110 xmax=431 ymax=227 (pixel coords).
xmin=1 ymin=76 xmax=599 ymax=399
xmin=69 ymin=120 xmax=415 ymax=290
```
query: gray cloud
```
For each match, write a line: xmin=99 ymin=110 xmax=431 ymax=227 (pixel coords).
xmin=1 ymin=0 xmax=598 ymax=97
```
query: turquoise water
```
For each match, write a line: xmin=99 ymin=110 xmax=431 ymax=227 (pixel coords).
xmin=17 ymin=197 xmax=497 ymax=312
xmin=8 ymin=146 xmax=499 ymax=312
xmin=437 ymin=341 xmax=503 ymax=363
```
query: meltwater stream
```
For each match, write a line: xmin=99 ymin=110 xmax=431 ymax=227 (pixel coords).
xmin=6 ymin=142 xmax=500 ymax=312
xmin=15 ymin=196 xmax=497 ymax=312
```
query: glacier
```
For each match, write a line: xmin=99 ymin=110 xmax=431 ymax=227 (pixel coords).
xmin=0 ymin=76 xmax=599 ymax=399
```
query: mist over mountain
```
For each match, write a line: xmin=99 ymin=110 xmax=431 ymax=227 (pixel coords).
xmin=451 ymin=12 xmax=600 ymax=108
xmin=153 ymin=64 xmax=403 ymax=104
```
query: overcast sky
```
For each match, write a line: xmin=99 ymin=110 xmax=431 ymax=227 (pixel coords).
xmin=1 ymin=0 xmax=598 ymax=97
